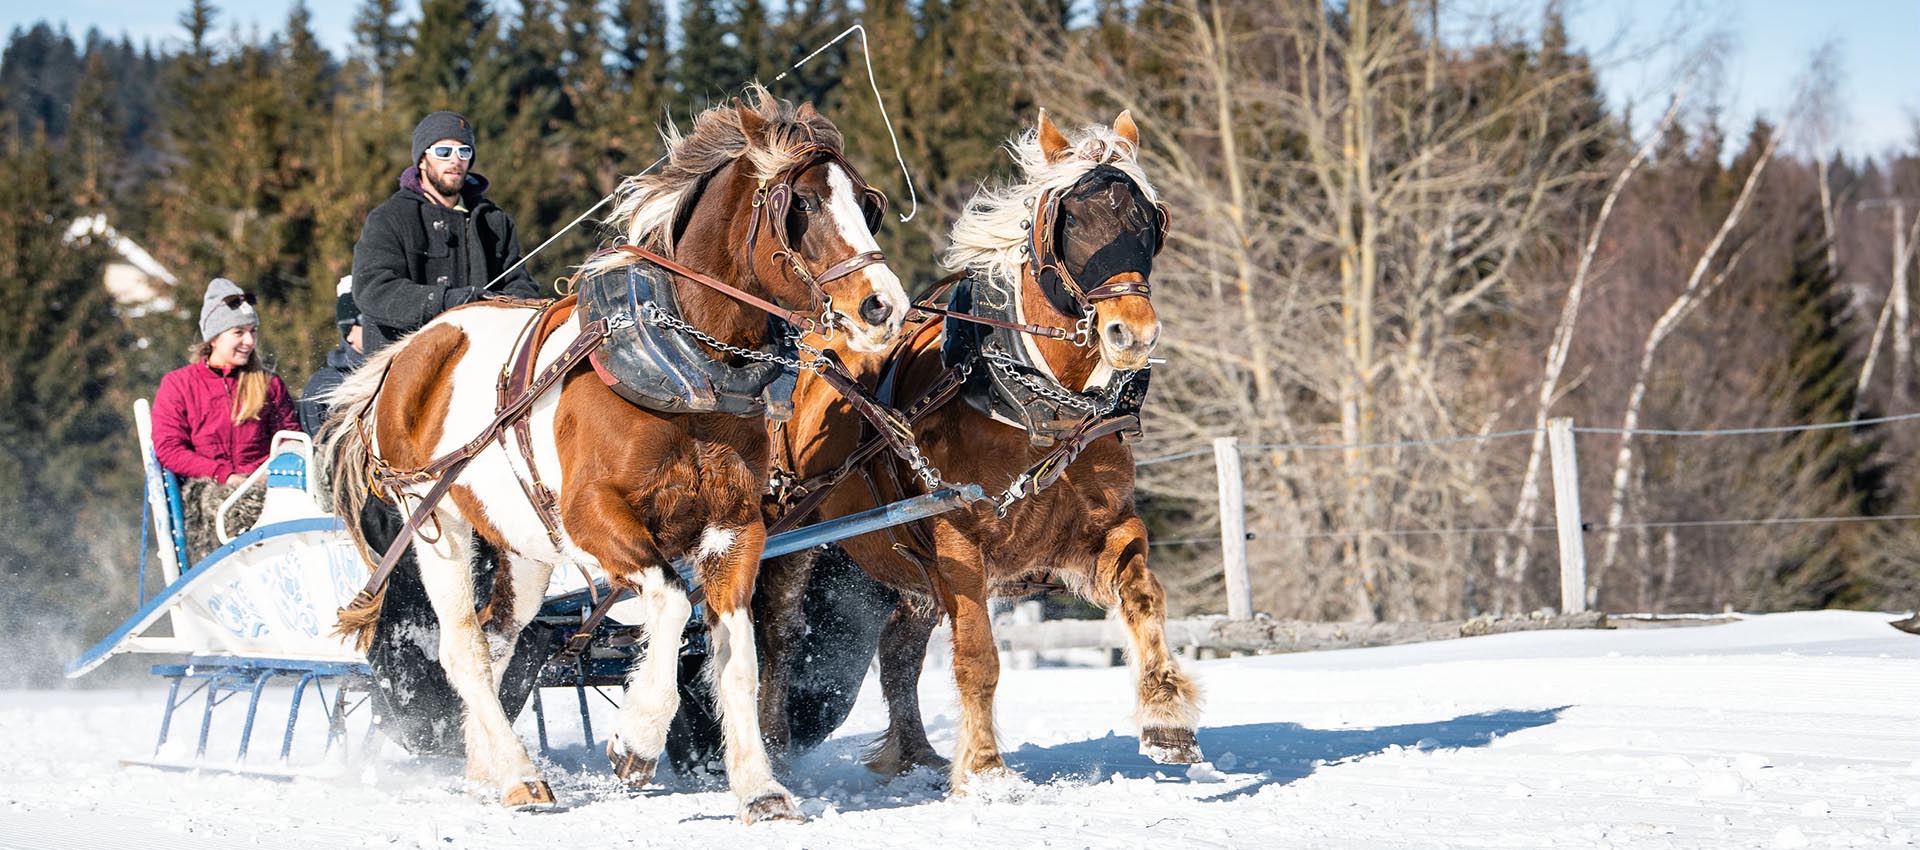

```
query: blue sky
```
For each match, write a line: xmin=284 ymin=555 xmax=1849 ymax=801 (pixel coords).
xmin=4 ymin=0 xmax=1916 ymax=159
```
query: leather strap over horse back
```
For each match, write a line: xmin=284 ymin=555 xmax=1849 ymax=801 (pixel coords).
xmin=341 ymin=312 xmax=612 ymax=624
xmin=498 ymin=296 xmax=580 ymax=547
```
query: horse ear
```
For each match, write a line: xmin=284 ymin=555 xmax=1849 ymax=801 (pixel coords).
xmin=1113 ymin=110 xmax=1140 ymax=152
xmin=796 ymin=102 xmax=818 ymax=122
xmin=1037 ymin=109 xmax=1072 ymax=163
xmin=735 ymin=100 xmax=769 ymax=143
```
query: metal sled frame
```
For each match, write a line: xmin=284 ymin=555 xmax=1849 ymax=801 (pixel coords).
xmin=143 ymin=657 xmax=375 ymax=768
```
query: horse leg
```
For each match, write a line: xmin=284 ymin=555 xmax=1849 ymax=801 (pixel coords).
xmin=409 ymin=514 xmax=552 ymax=808
xmin=481 ymin=551 xmax=554 ymax=690
xmin=937 ymin=530 xmax=1007 ymax=789
xmin=751 ymin=548 xmax=814 ymax=768
xmin=605 ymin=565 xmax=693 ymax=789
xmin=559 ymin=483 xmax=687 ymax=790
xmin=863 ymin=598 xmax=948 ymax=777
xmin=1092 ymin=516 xmax=1203 ymax=763
xmin=700 ymin=521 xmax=804 ymax=823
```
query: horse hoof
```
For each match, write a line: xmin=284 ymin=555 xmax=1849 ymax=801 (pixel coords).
xmin=503 ymin=780 xmax=557 ymax=810
xmin=1140 ymin=727 xmax=1203 ymax=764
xmin=607 ymin=740 xmax=658 ymax=788
xmin=741 ymin=792 xmax=806 ymax=824
xmin=864 ymin=741 xmax=951 ymax=778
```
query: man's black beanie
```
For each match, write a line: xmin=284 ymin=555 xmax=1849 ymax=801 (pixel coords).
xmin=412 ymin=111 xmax=475 ymax=165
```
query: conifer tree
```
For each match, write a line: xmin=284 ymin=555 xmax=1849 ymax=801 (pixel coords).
xmin=0 ymin=143 xmax=144 ymax=685
xmin=674 ymin=0 xmax=743 ymax=106
xmin=1748 ymin=210 xmax=1888 ymax=609
xmin=352 ymin=0 xmax=408 ymax=100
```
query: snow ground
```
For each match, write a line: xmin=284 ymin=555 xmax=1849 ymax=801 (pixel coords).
xmin=0 ymin=610 xmax=1914 ymax=849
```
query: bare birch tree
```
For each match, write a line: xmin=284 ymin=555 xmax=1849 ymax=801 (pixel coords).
xmin=1591 ymin=128 xmax=1781 ymax=597
xmin=1494 ymin=94 xmax=1686 ymax=613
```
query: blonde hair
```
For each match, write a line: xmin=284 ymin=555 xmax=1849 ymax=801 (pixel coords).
xmin=190 ymin=338 xmax=269 ymax=426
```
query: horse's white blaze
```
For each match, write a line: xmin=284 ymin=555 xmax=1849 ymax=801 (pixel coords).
xmin=697 ymin=525 xmax=737 ymax=563
xmin=707 ymin=607 xmax=790 ymax=805
xmin=826 ymin=164 xmax=907 ymax=353
xmin=612 ymin=568 xmax=690 ymax=762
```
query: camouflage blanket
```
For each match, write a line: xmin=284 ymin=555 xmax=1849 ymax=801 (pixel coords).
xmin=177 ymin=476 xmax=265 ymax=564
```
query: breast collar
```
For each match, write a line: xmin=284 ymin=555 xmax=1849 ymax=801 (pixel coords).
xmin=940 ymin=272 xmax=1149 ymax=447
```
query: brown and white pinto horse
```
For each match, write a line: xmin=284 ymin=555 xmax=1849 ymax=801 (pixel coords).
xmin=325 ymin=89 xmax=908 ymax=821
xmin=756 ymin=111 xmax=1202 ymax=789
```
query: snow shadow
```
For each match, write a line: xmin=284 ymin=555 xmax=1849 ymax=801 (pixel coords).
xmin=1008 ymin=706 xmax=1567 ymax=802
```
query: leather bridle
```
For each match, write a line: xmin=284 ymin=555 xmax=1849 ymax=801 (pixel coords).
xmin=740 ymin=142 xmax=891 ymax=335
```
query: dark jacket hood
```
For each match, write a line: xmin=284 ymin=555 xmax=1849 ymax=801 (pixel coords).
xmin=398 ymin=166 xmax=492 ymax=206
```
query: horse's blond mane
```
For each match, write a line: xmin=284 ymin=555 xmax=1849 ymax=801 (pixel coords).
xmin=586 ymin=84 xmax=843 ymax=273
xmin=943 ymin=121 xmax=1159 ymax=287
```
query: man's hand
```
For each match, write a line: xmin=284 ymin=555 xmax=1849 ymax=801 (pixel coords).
xmin=224 ymin=473 xmax=248 ymax=487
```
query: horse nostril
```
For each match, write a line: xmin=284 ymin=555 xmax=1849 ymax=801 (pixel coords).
xmin=1103 ymin=320 xmax=1135 ymax=350
xmin=859 ymin=294 xmax=890 ymax=326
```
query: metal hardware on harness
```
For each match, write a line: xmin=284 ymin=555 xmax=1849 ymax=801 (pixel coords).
xmin=982 ymin=348 xmax=1111 ymax=413
xmin=641 ymin=302 xmax=820 ymax=373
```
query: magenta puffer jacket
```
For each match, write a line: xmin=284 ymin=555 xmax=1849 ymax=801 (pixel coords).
xmin=151 ymin=361 xmax=300 ymax=481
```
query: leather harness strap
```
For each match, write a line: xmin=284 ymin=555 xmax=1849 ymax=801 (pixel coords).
xmin=614 ymin=244 xmax=819 ymax=332
xmin=340 ymin=316 xmax=611 ymax=623
xmin=497 ymin=298 xmax=580 ymax=547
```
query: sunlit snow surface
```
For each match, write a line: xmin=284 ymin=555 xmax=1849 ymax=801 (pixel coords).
xmin=1 ymin=610 xmax=1915 ymax=849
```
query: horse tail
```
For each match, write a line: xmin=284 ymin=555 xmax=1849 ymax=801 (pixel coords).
xmin=320 ymin=338 xmax=413 ymax=649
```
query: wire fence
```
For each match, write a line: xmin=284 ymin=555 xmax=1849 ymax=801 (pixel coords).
xmin=1140 ymin=410 xmax=1920 ymax=553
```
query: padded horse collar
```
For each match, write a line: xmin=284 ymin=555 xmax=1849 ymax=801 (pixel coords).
xmin=579 ymin=260 xmax=796 ymax=418
xmin=942 ymin=273 xmax=1149 ymax=447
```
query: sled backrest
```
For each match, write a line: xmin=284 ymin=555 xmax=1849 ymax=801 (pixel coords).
xmin=134 ymin=399 xmax=191 ymax=584
xmin=134 ymin=398 xmax=212 ymax=645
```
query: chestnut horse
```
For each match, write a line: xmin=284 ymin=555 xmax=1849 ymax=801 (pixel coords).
xmin=756 ymin=111 xmax=1202 ymax=789
xmin=324 ymin=89 xmax=908 ymax=821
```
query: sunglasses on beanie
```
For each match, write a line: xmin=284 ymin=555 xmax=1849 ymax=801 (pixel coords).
xmin=221 ymin=292 xmax=257 ymax=310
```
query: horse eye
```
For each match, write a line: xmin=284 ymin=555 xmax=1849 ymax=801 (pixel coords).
xmin=795 ymin=196 xmax=815 ymax=213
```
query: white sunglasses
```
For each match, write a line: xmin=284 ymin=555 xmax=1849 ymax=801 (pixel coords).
xmin=426 ymin=144 xmax=474 ymax=161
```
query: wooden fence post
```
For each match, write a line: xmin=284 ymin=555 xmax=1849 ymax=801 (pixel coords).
xmin=1546 ymin=417 xmax=1589 ymax=614
xmin=1213 ymin=436 xmax=1252 ymax=619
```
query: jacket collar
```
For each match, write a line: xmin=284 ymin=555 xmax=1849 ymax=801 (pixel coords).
xmin=326 ymin=339 xmax=366 ymax=371
xmin=399 ymin=166 xmax=490 ymax=207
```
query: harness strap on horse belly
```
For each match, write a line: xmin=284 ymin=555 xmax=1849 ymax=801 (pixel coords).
xmin=339 ymin=318 xmax=612 ymax=624
xmin=497 ymin=302 xmax=576 ymax=547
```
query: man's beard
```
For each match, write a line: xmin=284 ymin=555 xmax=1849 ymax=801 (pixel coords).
xmin=430 ymin=169 xmax=465 ymax=197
